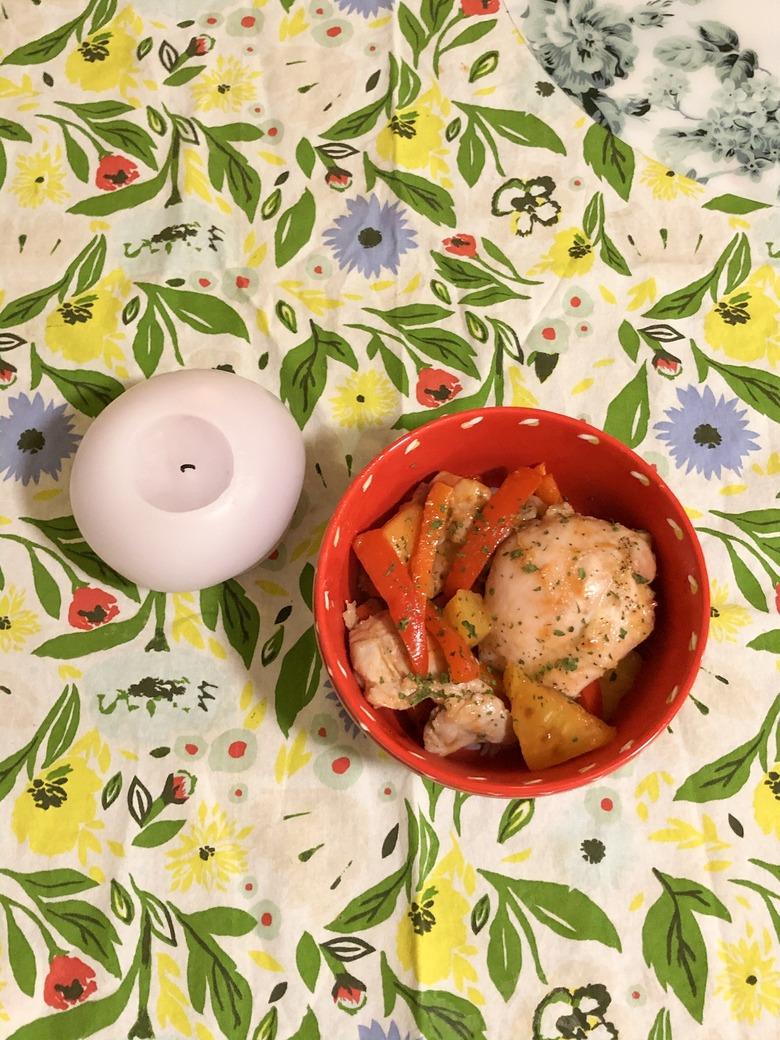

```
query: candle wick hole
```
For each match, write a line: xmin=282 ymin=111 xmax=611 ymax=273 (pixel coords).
xmin=180 ymin=463 xmax=196 ymax=473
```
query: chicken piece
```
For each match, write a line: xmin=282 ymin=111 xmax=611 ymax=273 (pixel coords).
xmin=349 ymin=610 xmax=488 ymax=710
xmin=424 ymin=690 xmax=515 ymax=756
xmin=480 ymin=512 xmax=656 ymax=698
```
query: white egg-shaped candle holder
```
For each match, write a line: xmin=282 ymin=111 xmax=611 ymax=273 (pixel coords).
xmin=70 ymin=369 xmax=305 ymax=592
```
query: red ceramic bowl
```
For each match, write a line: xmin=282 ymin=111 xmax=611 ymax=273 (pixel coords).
xmin=314 ymin=407 xmax=709 ymax=797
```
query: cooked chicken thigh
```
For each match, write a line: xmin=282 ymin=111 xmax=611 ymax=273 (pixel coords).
xmin=423 ymin=691 xmax=515 ymax=756
xmin=348 ymin=610 xmax=490 ymax=710
xmin=480 ymin=511 xmax=656 ymax=698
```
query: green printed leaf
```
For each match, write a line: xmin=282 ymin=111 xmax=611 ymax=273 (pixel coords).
xmin=147 ymin=284 xmax=249 ymax=340
xmin=462 ymin=104 xmax=566 ymax=155
xmin=164 ymin=64 xmax=206 ymax=86
xmin=398 ymin=60 xmax=422 ymax=108
xmin=8 ymin=868 xmax=97 ymax=900
xmin=720 ymin=536 xmax=768 ymax=612
xmin=582 ymin=192 xmax=605 ymax=240
xmin=186 ymin=907 xmax=257 ymax=936
xmin=421 ymin=0 xmax=455 ymax=34
xmin=109 ymin=879 xmax=134 ymax=925
xmin=399 ymin=4 xmax=427 ymax=66
xmin=618 ymin=320 xmax=640 ymax=361
xmin=378 ymin=340 xmax=409 ymax=394
xmin=459 ymin=285 xmax=519 ymax=307
xmin=642 ymin=870 xmax=730 ymax=1022
xmin=0 ymin=117 xmax=32 ymax=142
xmin=5 ymin=907 xmax=36 ymax=996
xmin=690 ymin=341 xmax=780 ymax=423
xmin=101 ymin=771 xmax=123 ymax=810
xmin=87 ymin=119 xmax=158 ymax=168
xmin=470 ymin=894 xmax=490 ymax=935
xmin=68 ymin=162 xmax=169 ymax=216
xmin=320 ymin=936 xmax=376 ymax=962
xmin=253 ymin=1007 xmax=279 ymax=1040
xmin=367 ymin=159 xmax=456 ymax=227
xmin=375 ymin=303 xmax=453 ymax=326
xmin=287 ymin=1007 xmax=320 ymax=1040
xmin=42 ymin=684 xmax=80 ymax=768
xmin=703 ymin=193 xmax=771 ymax=215
xmin=497 ymin=799 xmax=534 ymax=844
xmin=648 ymin=1008 xmax=672 ymax=1040
xmin=600 ymin=231 xmax=631 ymax=276
xmin=748 ymin=629 xmax=780 ymax=654
xmin=724 ymin=233 xmax=751 ymax=294
xmin=137 ymin=888 xmax=176 ymax=946
xmin=132 ymin=818 xmax=186 ymax=848
xmin=603 ymin=363 xmax=649 ymax=448
xmin=275 ymin=189 xmax=316 ymax=267
xmin=34 ymin=594 xmax=154 ymax=660
xmin=60 ymin=101 xmax=135 ymax=120
xmin=89 ymin=0 xmax=118 ymax=33
xmin=643 ymin=272 xmax=714 ymax=321
xmin=511 ymin=878 xmax=621 ymax=950
xmin=279 ymin=321 xmax=336 ymax=428
xmin=296 ymin=931 xmax=321 ymax=993
xmin=218 ymin=579 xmax=260 ymax=669
xmin=327 ymin=862 xmax=409 ymax=933
xmin=0 ymin=280 xmax=64 ymax=329
xmin=445 ymin=21 xmax=497 ymax=56
xmin=469 ymin=50 xmax=499 ymax=83
xmin=710 ymin=507 xmax=780 ymax=567
xmin=24 ymin=515 xmax=139 ymax=600
xmin=132 ymin=298 xmax=165 ymax=377
xmin=416 ymin=813 xmax=440 ymax=891
xmin=35 ymin=357 xmax=124 ymax=418
xmin=583 ymin=123 xmax=634 ymax=201
xmin=406 ymin=327 xmax=479 ymax=379
xmin=28 ymin=550 xmax=61 ymax=619
xmin=296 ymin=138 xmax=316 ymax=178
xmin=38 ymin=899 xmax=121 ymax=977
xmin=322 ymin=95 xmax=388 ymax=141
xmin=431 ymin=251 xmax=495 ymax=289
xmin=198 ymin=123 xmax=261 ymax=221
xmin=457 ymin=121 xmax=485 ymax=188
xmin=61 ymin=125 xmax=90 ymax=183
xmin=275 ymin=627 xmax=321 ymax=737
xmin=381 ymin=954 xmax=488 ymax=1040
xmin=487 ymin=902 xmax=522 ymax=1001
xmin=2 ymin=15 xmax=82 ymax=66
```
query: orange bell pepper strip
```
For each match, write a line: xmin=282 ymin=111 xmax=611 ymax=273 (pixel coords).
xmin=410 ymin=480 xmax=453 ymax=598
xmin=578 ymin=680 xmax=603 ymax=717
xmin=425 ymin=603 xmax=480 ymax=683
xmin=353 ymin=528 xmax=428 ymax=676
xmin=534 ymin=462 xmax=563 ymax=506
xmin=444 ymin=466 xmax=542 ymax=597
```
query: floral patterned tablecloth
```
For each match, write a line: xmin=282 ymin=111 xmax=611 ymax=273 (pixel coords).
xmin=0 ymin=2 xmax=779 ymax=1039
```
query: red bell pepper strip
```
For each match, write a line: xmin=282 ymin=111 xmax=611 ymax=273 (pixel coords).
xmin=410 ymin=480 xmax=453 ymax=598
xmin=425 ymin=603 xmax=480 ymax=683
xmin=578 ymin=680 xmax=603 ymax=717
xmin=534 ymin=462 xmax=563 ymax=506
xmin=444 ymin=466 xmax=542 ymax=597
xmin=353 ymin=528 xmax=428 ymax=676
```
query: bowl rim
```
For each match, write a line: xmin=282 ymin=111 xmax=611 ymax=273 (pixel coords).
xmin=314 ymin=406 xmax=710 ymax=797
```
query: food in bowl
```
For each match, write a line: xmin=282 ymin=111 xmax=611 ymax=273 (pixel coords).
xmin=343 ymin=463 xmax=657 ymax=769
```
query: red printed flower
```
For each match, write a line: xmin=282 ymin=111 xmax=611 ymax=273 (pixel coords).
xmin=325 ymin=168 xmax=353 ymax=192
xmin=461 ymin=0 xmax=500 ymax=14
xmin=442 ymin=233 xmax=477 ymax=257
xmin=67 ymin=587 xmax=119 ymax=630
xmin=187 ymin=34 xmax=215 ymax=56
xmin=332 ymin=973 xmax=367 ymax=1014
xmin=0 ymin=362 xmax=17 ymax=388
xmin=95 ymin=154 xmax=140 ymax=192
xmin=652 ymin=350 xmax=682 ymax=379
xmin=43 ymin=955 xmax=97 ymax=1011
xmin=775 ymin=582 xmax=780 ymax=613
xmin=416 ymin=367 xmax=463 ymax=407
xmin=162 ymin=769 xmax=197 ymax=805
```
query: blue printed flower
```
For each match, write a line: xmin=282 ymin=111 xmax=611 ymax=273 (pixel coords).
xmin=336 ymin=0 xmax=393 ymax=16
xmin=358 ymin=1021 xmax=413 ymax=1040
xmin=0 ymin=393 xmax=80 ymax=485
xmin=324 ymin=194 xmax=417 ymax=278
xmin=654 ymin=384 xmax=759 ymax=480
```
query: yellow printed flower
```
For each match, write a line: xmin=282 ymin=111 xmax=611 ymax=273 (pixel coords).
xmin=64 ymin=8 xmax=140 ymax=94
xmin=330 ymin=370 xmax=397 ymax=428
xmin=166 ymin=802 xmax=251 ymax=892
xmin=716 ymin=934 xmax=780 ymax=1023
xmin=12 ymin=753 xmax=101 ymax=857
xmin=11 ymin=147 xmax=68 ymax=208
xmin=191 ymin=56 xmax=260 ymax=112
xmin=44 ymin=271 xmax=126 ymax=367
xmin=530 ymin=227 xmax=595 ymax=279
xmin=396 ymin=842 xmax=477 ymax=985
xmin=640 ymin=159 xmax=703 ymax=201
xmin=377 ymin=104 xmax=446 ymax=173
xmin=704 ymin=268 xmax=780 ymax=366
xmin=709 ymin=580 xmax=750 ymax=643
xmin=753 ymin=762 xmax=780 ymax=838
xmin=0 ymin=585 xmax=40 ymax=651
